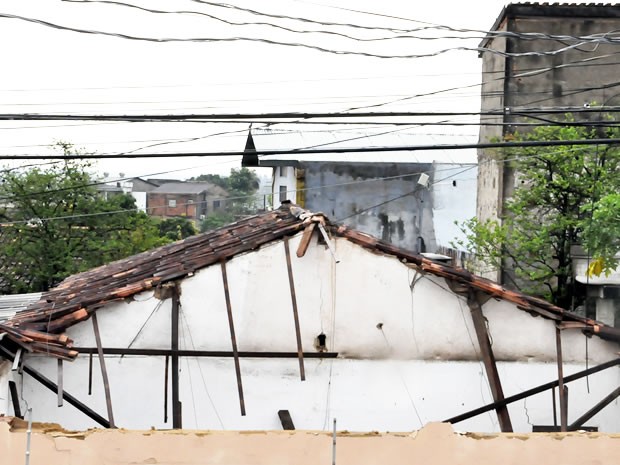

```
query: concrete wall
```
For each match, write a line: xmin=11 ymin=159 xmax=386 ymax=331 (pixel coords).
xmin=299 ymin=161 xmax=476 ymax=252
xmin=6 ymin=233 xmax=620 ymax=432
xmin=476 ymin=12 xmax=620 ymax=282
xmin=2 ymin=420 xmax=620 ymax=465
xmin=477 ymin=13 xmax=620 ymax=222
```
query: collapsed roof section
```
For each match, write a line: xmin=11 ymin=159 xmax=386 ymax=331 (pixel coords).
xmin=1 ymin=202 xmax=618 ymax=359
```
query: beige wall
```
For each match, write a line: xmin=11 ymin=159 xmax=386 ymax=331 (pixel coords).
xmin=2 ymin=419 xmax=620 ymax=465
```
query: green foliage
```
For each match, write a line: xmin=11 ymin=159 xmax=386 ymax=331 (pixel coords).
xmin=582 ymin=193 xmax=620 ymax=274
xmin=157 ymin=217 xmax=197 ymax=241
xmin=455 ymin=121 xmax=620 ymax=307
xmin=0 ymin=146 xmax=169 ymax=293
xmin=199 ymin=211 xmax=235 ymax=233
xmin=195 ymin=167 xmax=261 ymax=232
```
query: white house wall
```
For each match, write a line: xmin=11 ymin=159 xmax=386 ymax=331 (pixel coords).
xmin=12 ymin=232 xmax=620 ymax=432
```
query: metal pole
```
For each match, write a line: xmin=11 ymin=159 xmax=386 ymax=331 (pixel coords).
xmin=332 ymin=418 xmax=337 ymax=465
xmin=171 ymin=286 xmax=182 ymax=428
xmin=24 ymin=408 xmax=33 ymax=465
xmin=221 ymin=260 xmax=246 ymax=416
xmin=283 ymin=237 xmax=305 ymax=381
xmin=556 ymin=326 xmax=567 ymax=431
xmin=92 ymin=313 xmax=115 ymax=428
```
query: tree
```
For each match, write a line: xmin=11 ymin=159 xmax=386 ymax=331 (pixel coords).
xmin=456 ymin=122 xmax=620 ymax=308
xmin=582 ymin=193 xmax=620 ymax=276
xmin=195 ymin=167 xmax=260 ymax=232
xmin=0 ymin=147 xmax=168 ymax=293
xmin=157 ymin=217 xmax=197 ymax=241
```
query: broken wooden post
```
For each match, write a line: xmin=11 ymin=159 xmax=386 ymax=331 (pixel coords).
xmin=171 ymin=285 xmax=182 ymax=429
xmin=220 ymin=260 xmax=246 ymax=416
xmin=467 ymin=289 xmax=513 ymax=432
xmin=92 ymin=312 xmax=115 ymax=428
xmin=8 ymin=381 xmax=22 ymax=419
xmin=284 ymin=237 xmax=305 ymax=381
xmin=278 ymin=409 xmax=295 ymax=430
xmin=556 ymin=325 xmax=568 ymax=432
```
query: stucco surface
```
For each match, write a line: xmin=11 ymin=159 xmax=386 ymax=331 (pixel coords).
xmin=1 ymin=421 xmax=620 ymax=465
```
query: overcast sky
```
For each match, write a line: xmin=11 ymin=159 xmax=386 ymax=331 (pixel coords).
xmin=0 ymin=0 xmax=511 ymax=180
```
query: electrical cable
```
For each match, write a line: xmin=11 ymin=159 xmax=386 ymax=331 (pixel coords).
xmin=1 ymin=137 xmax=619 ymax=160
xmin=0 ymin=143 xmax=596 ymax=225
xmin=0 ymin=12 xmax=610 ymax=60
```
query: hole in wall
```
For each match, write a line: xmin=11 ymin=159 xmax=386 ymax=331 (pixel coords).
xmin=314 ymin=333 xmax=327 ymax=352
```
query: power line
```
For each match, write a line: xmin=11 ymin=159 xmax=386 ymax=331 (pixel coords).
xmin=0 ymin=12 xmax=611 ymax=61
xmin=2 ymin=108 xmax=620 ymax=122
xmin=0 ymin=143 xmax=595 ymax=224
xmin=1 ymin=137 xmax=620 ymax=160
xmin=1 ymin=163 xmax=476 ymax=225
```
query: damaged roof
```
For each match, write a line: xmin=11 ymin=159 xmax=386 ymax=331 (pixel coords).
xmin=1 ymin=203 xmax=617 ymax=359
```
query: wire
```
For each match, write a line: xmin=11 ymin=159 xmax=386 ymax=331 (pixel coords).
xmin=63 ymin=0 xmax=431 ymax=42
xmin=0 ymin=164 xmax=471 ymax=222
xmin=335 ymin=164 xmax=476 ymax=222
xmin=3 ymin=107 xmax=620 ymax=121
xmin=0 ymin=141 xmax=596 ymax=225
xmin=2 ymin=137 xmax=620 ymax=160
xmin=0 ymin=12 xmax=609 ymax=60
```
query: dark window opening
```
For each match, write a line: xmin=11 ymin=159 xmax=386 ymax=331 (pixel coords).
xmin=279 ymin=185 xmax=287 ymax=203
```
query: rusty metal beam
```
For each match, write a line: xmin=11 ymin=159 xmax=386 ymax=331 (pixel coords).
xmin=171 ymin=286 xmax=182 ymax=429
xmin=556 ymin=326 xmax=567 ymax=431
xmin=0 ymin=345 xmax=110 ymax=428
xmin=164 ymin=355 xmax=169 ymax=424
xmin=570 ymin=385 xmax=620 ymax=430
xmin=466 ymin=290 xmax=513 ymax=432
xmin=445 ymin=357 xmax=620 ymax=425
xmin=87 ymin=351 xmax=93 ymax=395
xmin=57 ymin=359 xmax=63 ymax=407
xmin=221 ymin=260 xmax=246 ymax=416
xmin=92 ymin=313 xmax=115 ymax=428
xmin=284 ymin=237 xmax=305 ymax=381
xmin=74 ymin=347 xmax=338 ymax=358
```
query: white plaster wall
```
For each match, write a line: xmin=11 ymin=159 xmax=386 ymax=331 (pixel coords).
xmin=131 ymin=192 xmax=147 ymax=212
xmin=15 ymin=232 xmax=620 ymax=432
xmin=17 ymin=356 xmax=620 ymax=433
xmin=0 ymin=360 xmax=10 ymax=416
xmin=271 ymin=166 xmax=297 ymax=208
xmin=431 ymin=164 xmax=477 ymax=249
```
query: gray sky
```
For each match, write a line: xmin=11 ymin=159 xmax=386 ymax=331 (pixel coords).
xmin=0 ymin=0 xmax=510 ymax=179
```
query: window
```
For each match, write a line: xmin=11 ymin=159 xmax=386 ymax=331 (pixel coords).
xmin=279 ymin=185 xmax=287 ymax=202
xmin=213 ymin=200 xmax=221 ymax=210
xmin=279 ymin=166 xmax=288 ymax=177
xmin=168 ymin=199 xmax=177 ymax=208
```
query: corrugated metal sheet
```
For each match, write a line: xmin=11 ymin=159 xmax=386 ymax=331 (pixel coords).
xmin=0 ymin=292 xmax=43 ymax=322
